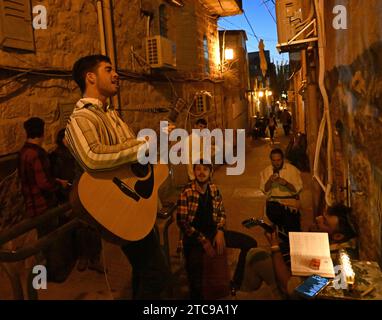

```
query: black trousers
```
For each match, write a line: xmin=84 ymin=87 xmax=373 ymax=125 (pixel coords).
xmin=269 ymin=126 xmax=276 ymax=139
xmin=283 ymin=124 xmax=291 ymax=136
xmin=76 ymin=225 xmax=102 ymax=261
xmin=183 ymin=230 xmax=257 ymax=300
xmin=121 ymin=229 xmax=172 ymax=300
xmin=266 ymin=201 xmax=301 ymax=236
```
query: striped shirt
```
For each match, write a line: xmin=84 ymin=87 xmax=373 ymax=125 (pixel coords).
xmin=65 ymin=98 xmax=146 ymax=172
xmin=177 ymin=181 xmax=226 ymax=243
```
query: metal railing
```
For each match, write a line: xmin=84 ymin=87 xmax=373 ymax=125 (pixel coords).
xmin=0 ymin=203 xmax=83 ymax=299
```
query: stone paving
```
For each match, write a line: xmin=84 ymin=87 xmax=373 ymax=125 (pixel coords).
xmin=0 ymin=127 xmax=314 ymax=300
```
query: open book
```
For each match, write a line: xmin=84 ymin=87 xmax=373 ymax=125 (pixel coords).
xmin=289 ymin=232 xmax=335 ymax=278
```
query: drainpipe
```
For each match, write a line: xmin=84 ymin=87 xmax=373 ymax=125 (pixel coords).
xmin=102 ymin=0 xmax=120 ymax=111
xmin=313 ymin=0 xmax=334 ymax=206
xmin=97 ymin=1 xmax=106 ymax=55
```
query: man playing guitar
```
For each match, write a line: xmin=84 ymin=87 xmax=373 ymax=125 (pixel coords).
xmin=65 ymin=55 xmax=173 ymax=299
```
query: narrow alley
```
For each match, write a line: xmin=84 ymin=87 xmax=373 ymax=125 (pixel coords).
xmin=1 ymin=0 xmax=382 ymax=307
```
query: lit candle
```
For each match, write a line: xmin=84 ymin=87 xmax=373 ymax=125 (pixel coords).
xmin=339 ymin=249 xmax=355 ymax=287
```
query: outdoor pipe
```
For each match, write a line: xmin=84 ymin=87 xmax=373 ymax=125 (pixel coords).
xmin=313 ymin=0 xmax=334 ymax=206
xmin=97 ymin=0 xmax=107 ymax=55
xmin=102 ymin=0 xmax=120 ymax=111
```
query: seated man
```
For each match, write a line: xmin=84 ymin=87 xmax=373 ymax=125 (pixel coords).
xmin=260 ymin=148 xmax=303 ymax=238
xmin=177 ymin=160 xmax=257 ymax=299
xmin=241 ymin=204 xmax=357 ymax=298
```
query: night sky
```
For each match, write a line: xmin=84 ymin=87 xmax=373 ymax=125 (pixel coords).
xmin=218 ymin=0 xmax=289 ymax=65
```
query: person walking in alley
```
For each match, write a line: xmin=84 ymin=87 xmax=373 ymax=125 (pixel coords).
xmin=260 ymin=148 xmax=303 ymax=242
xmin=280 ymin=109 xmax=292 ymax=136
xmin=267 ymin=112 xmax=278 ymax=144
xmin=184 ymin=118 xmax=220 ymax=181
xmin=177 ymin=160 xmax=257 ymax=299
xmin=65 ymin=54 xmax=172 ymax=299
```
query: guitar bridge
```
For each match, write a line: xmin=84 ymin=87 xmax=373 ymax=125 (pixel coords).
xmin=112 ymin=177 xmax=140 ymax=202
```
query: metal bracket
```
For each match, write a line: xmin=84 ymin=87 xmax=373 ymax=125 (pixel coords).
xmin=277 ymin=19 xmax=318 ymax=53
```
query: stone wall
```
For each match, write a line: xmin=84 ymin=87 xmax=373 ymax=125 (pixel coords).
xmin=0 ymin=0 xmax=228 ymax=157
xmin=0 ymin=0 xmax=99 ymax=154
xmin=323 ymin=0 xmax=382 ymax=264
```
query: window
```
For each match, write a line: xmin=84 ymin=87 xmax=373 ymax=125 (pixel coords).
xmin=193 ymin=93 xmax=211 ymax=114
xmin=203 ymin=35 xmax=210 ymax=74
xmin=0 ymin=0 xmax=35 ymax=51
xmin=159 ymin=4 xmax=168 ymax=38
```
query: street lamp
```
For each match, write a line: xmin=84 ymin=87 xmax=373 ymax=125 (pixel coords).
xmin=225 ymin=48 xmax=234 ymax=60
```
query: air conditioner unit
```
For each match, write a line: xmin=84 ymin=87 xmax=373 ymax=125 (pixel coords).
xmin=275 ymin=0 xmax=302 ymax=44
xmin=275 ymin=0 xmax=317 ymax=53
xmin=194 ymin=93 xmax=211 ymax=114
xmin=146 ymin=35 xmax=176 ymax=69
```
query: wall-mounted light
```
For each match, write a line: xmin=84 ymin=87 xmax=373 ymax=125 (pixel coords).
xmin=225 ymin=48 xmax=234 ymax=60
xmin=267 ymin=91 xmax=273 ymax=97
xmin=258 ymin=91 xmax=264 ymax=98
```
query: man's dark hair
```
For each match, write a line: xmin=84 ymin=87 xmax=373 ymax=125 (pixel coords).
xmin=270 ymin=148 xmax=284 ymax=159
xmin=72 ymin=55 xmax=111 ymax=93
xmin=193 ymin=158 xmax=213 ymax=171
xmin=23 ymin=117 xmax=45 ymax=139
xmin=196 ymin=118 xmax=207 ymax=126
xmin=328 ymin=204 xmax=357 ymax=241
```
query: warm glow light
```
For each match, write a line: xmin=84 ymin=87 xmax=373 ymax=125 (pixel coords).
xmin=225 ymin=48 xmax=234 ymax=60
xmin=258 ymin=91 xmax=264 ymax=98
xmin=340 ymin=249 xmax=355 ymax=288
xmin=267 ymin=91 xmax=273 ymax=96
xmin=214 ymin=40 xmax=221 ymax=66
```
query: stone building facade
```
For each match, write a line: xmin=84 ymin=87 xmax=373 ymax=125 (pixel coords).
xmin=218 ymin=30 xmax=250 ymax=130
xmin=0 ymin=0 xmax=243 ymax=160
xmin=277 ymin=0 xmax=382 ymax=264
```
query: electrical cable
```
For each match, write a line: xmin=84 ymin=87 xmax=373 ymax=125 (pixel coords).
xmin=261 ymin=0 xmax=277 ymax=24
xmin=243 ymin=11 xmax=260 ymax=43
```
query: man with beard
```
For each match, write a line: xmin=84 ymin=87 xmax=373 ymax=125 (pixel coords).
xmin=260 ymin=148 xmax=303 ymax=240
xmin=241 ymin=204 xmax=357 ymax=298
xmin=65 ymin=54 xmax=172 ymax=299
xmin=177 ymin=160 xmax=257 ymax=299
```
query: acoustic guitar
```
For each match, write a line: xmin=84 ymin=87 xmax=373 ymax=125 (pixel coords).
xmin=77 ymin=98 xmax=186 ymax=241
xmin=78 ymin=163 xmax=169 ymax=241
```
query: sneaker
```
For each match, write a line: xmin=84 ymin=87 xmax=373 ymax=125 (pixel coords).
xmin=77 ymin=258 xmax=88 ymax=272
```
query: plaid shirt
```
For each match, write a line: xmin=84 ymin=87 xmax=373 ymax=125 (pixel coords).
xmin=177 ymin=181 xmax=226 ymax=243
xmin=18 ymin=143 xmax=59 ymax=217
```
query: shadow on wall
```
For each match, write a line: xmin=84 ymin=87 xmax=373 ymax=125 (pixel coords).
xmin=325 ymin=41 xmax=382 ymax=265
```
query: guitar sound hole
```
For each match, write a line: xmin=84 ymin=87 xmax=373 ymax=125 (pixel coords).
xmin=131 ymin=163 xmax=149 ymax=178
